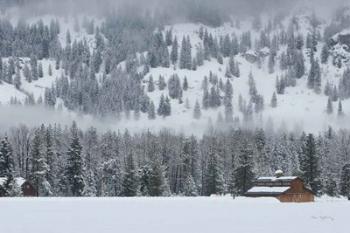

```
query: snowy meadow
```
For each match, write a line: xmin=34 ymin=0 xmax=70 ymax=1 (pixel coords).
xmin=0 ymin=196 xmax=348 ymax=233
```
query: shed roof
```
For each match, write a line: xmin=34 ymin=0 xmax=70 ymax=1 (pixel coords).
xmin=246 ymin=186 xmax=290 ymax=195
xmin=257 ymin=176 xmax=298 ymax=182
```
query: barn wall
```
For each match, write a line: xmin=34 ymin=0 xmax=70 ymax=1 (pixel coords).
xmin=278 ymin=192 xmax=314 ymax=202
xmin=21 ymin=182 xmax=38 ymax=197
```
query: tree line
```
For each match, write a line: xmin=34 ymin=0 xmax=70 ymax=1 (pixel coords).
xmin=0 ymin=123 xmax=350 ymax=198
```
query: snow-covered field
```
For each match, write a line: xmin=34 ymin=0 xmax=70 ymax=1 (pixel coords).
xmin=0 ymin=197 xmax=348 ymax=233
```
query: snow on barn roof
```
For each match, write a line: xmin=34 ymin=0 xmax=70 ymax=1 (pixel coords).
xmin=246 ymin=186 xmax=290 ymax=195
xmin=257 ymin=176 xmax=298 ymax=182
xmin=0 ymin=177 xmax=26 ymax=187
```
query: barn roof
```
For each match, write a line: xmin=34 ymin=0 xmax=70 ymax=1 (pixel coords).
xmin=257 ymin=176 xmax=298 ymax=182
xmin=0 ymin=177 xmax=26 ymax=187
xmin=245 ymin=186 xmax=290 ymax=196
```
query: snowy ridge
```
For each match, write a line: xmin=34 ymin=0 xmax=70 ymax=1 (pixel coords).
xmin=1 ymin=9 xmax=350 ymax=134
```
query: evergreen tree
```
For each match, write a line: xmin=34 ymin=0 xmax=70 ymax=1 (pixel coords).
xmin=0 ymin=137 xmax=17 ymax=196
xmin=30 ymin=129 xmax=51 ymax=196
xmin=148 ymin=159 xmax=168 ymax=196
xmin=324 ymin=177 xmax=337 ymax=197
xmin=321 ymin=44 xmax=329 ymax=64
xmin=232 ymin=141 xmax=255 ymax=196
xmin=193 ymin=100 xmax=202 ymax=119
xmin=121 ymin=152 xmax=139 ymax=196
xmin=148 ymin=101 xmax=156 ymax=120
xmin=183 ymin=77 xmax=189 ymax=91
xmin=183 ymin=175 xmax=198 ymax=196
xmin=48 ymin=64 xmax=53 ymax=76
xmin=327 ymin=97 xmax=333 ymax=114
xmin=299 ymin=134 xmax=322 ymax=194
xmin=338 ymin=100 xmax=344 ymax=116
xmin=270 ymin=92 xmax=277 ymax=108
xmin=14 ymin=69 xmax=21 ymax=89
xmin=340 ymin=164 xmax=350 ymax=199
xmin=206 ymin=149 xmax=225 ymax=196
xmin=171 ymin=37 xmax=178 ymax=65
xmin=65 ymin=122 xmax=85 ymax=196
xmin=148 ymin=75 xmax=155 ymax=92
xmin=158 ymin=75 xmax=166 ymax=90
xmin=38 ymin=62 xmax=44 ymax=78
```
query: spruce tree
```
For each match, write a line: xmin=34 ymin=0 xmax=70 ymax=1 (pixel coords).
xmin=0 ymin=137 xmax=17 ymax=196
xmin=206 ymin=151 xmax=225 ymax=196
xmin=121 ymin=152 xmax=139 ymax=196
xmin=327 ymin=97 xmax=333 ymax=114
xmin=38 ymin=62 xmax=44 ymax=78
xmin=171 ymin=37 xmax=178 ymax=65
xmin=338 ymin=100 xmax=344 ymax=116
xmin=148 ymin=101 xmax=156 ymax=120
xmin=148 ymin=158 xmax=168 ymax=196
xmin=158 ymin=75 xmax=166 ymax=90
xmin=193 ymin=100 xmax=202 ymax=119
xmin=30 ymin=129 xmax=51 ymax=196
xmin=66 ymin=122 xmax=85 ymax=196
xmin=270 ymin=92 xmax=277 ymax=108
xmin=183 ymin=77 xmax=189 ymax=91
xmin=340 ymin=164 xmax=350 ymax=199
xmin=299 ymin=133 xmax=322 ymax=194
xmin=48 ymin=64 xmax=53 ymax=76
xmin=148 ymin=75 xmax=155 ymax=92
xmin=232 ymin=141 xmax=255 ymax=196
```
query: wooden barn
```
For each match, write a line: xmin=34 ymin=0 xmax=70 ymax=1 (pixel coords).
xmin=0 ymin=177 xmax=37 ymax=197
xmin=245 ymin=171 xmax=315 ymax=202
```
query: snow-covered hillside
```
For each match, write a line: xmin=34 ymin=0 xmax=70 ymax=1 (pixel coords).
xmin=0 ymin=197 xmax=348 ymax=233
xmin=1 ymin=6 xmax=350 ymax=134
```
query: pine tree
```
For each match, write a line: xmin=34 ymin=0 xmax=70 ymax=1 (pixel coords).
xmin=321 ymin=44 xmax=329 ymax=64
xmin=314 ymin=60 xmax=322 ymax=94
xmin=148 ymin=158 xmax=168 ymax=196
xmin=324 ymin=177 xmax=337 ymax=197
xmin=327 ymin=97 xmax=333 ymax=114
xmin=183 ymin=77 xmax=189 ymax=91
xmin=158 ymin=94 xmax=166 ymax=116
xmin=183 ymin=175 xmax=198 ymax=196
xmin=338 ymin=100 xmax=344 ymax=117
xmin=65 ymin=122 xmax=85 ymax=196
xmin=206 ymin=150 xmax=225 ymax=196
xmin=148 ymin=75 xmax=155 ymax=92
xmin=224 ymin=100 xmax=233 ymax=123
xmin=14 ymin=69 xmax=21 ymax=89
xmin=23 ymin=64 xmax=32 ymax=83
xmin=340 ymin=164 xmax=350 ymax=199
xmin=158 ymin=75 xmax=166 ymax=90
xmin=38 ymin=63 xmax=44 ymax=78
xmin=121 ymin=152 xmax=139 ymax=196
xmin=48 ymin=64 xmax=53 ymax=76
xmin=268 ymin=52 xmax=275 ymax=74
xmin=0 ymin=137 xmax=17 ymax=196
xmin=270 ymin=92 xmax=277 ymax=108
xmin=148 ymin=101 xmax=156 ymax=120
xmin=30 ymin=129 xmax=51 ymax=196
xmin=232 ymin=141 xmax=255 ymax=196
xmin=171 ymin=37 xmax=178 ymax=65
xmin=299 ymin=134 xmax=322 ymax=194
xmin=193 ymin=100 xmax=202 ymax=119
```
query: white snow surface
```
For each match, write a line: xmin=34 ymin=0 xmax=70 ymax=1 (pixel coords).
xmin=0 ymin=197 xmax=348 ymax=233
xmin=258 ymin=176 xmax=298 ymax=181
xmin=246 ymin=186 xmax=290 ymax=194
xmin=0 ymin=177 xmax=26 ymax=187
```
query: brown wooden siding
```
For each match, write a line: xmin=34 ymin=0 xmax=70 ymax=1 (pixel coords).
xmin=277 ymin=192 xmax=314 ymax=202
xmin=21 ymin=181 xmax=38 ymax=197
